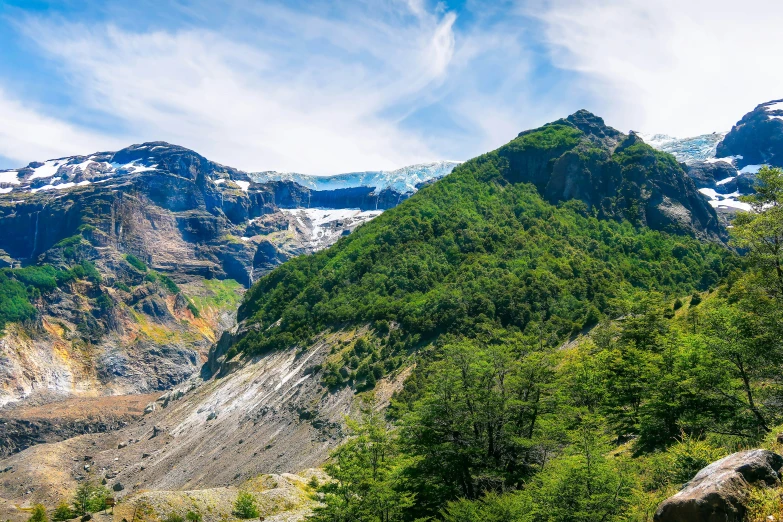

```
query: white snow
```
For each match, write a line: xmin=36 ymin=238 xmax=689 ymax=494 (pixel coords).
xmin=739 ymin=164 xmax=763 ymax=174
xmin=765 ymin=102 xmax=783 ymax=112
xmin=706 ymin=156 xmax=741 ymax=165
xmin=280 ymin=207 xmax=383 ymax=245
xmin=698 ymin=187 xmax=751 ymax=212
xmin=0 ymin=187 xmax=12 ymax=194
xmin=29 ymin=160 xmax=63 ymax=180
xmin=109 ymin=160 xmax=158 ymax=173
xmin=716 ymin=176 xmax=736 ymax=186
xmin=0 ymin=171 xmax=20 ymax=185
xmin=235 ymin=180 xmax=250 ymax=191
xmin=709 ymin=199 xmax=751 ymax=211
xmin=250 ymin=161 xmax=460 ymax=194
xmin=213 ymin=178 xmax=226 ymax=185
xmin=240 ymin=236 xmax=252 ymax=241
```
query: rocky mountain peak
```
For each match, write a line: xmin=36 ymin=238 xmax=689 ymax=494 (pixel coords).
xmin=716 ymin=98 xmax=783 ymax=168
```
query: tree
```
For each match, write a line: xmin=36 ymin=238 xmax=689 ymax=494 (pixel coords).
xmin=72 ymin=482 xmax=111 ymax=516
xmin=732 ymin=166 xmax=783 ymax=299
xmin=311 ymin=399 xmax=414 ymax=522
xmin=28 ymin=505 xmax=49 ymax=522
xmin=232 ymin=491 xmax=259 ymax=519
xmin=53 ymin=502 xmax=74 ymax=522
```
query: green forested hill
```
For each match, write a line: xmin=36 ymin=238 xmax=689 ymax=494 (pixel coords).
xmin=230 ymin=114 xmax=783 ymax=522
xmin=236 ymin=112 xmax=731 ymax=358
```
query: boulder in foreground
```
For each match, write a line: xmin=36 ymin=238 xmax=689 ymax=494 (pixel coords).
xmin=654 ymin=449 xmax=783 ymax=522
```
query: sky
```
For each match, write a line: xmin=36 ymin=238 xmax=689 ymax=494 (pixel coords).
xmin=0 ymin=0 xmax=782 ymax=174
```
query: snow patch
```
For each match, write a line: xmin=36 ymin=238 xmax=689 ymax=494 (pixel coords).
xmin=716 ymin=176 xmax=736 ymax=186
xmin=740 ymin=164 xmax=763 ymax=174
xmin=0 ymin=171 xmax=20 ymax=185
xmin=0 ymin=187 xmax=12 ymax=194
xmin=29 ymin=160 xmax=63 ymax=180
xmin=235 ymin=180 xmax=250 ymax=191
xmin=764 ymin=101 xmax=783 ymax=112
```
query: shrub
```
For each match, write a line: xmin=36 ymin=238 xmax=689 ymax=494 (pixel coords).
xmin=114 ymin=281 xmax=131 ymax=292
xmin=690 ymin=293 xmax=702 ymax=307
xmin=673 ymin=298 xmax=683 ymax=310
xmin=185 ymin=512 xmax=202 ymax=522
xmin=53 ymin=502 xmax=73 ymax=522
xmin=186 ymin=300 xmax=200 ymax=318
xmin=28 ymin=504 xmax=49 ymax=522
xmin=163 ymin=513 xmax=184 ymax=522
xmin=232 ymin=491 xmax=259 ymax=519
xmin=125 ymin=254 xmax=147 ymax=272
xmin=158 ymin=274 xmax=180 ymax=294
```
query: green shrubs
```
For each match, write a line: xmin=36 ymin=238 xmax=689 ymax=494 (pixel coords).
xmin=52 ymin=502 xmax=73 ymax=522
xmin=158 ymin=273 xmax=180 ymax=294
xmin=232 ymin=491 xmax=259 ymax=519
xmin=124 ymin=254 xmax=147 ymax=272
xmin=186 ymin=300 xmax=200 ymax=318
xmin=28 ymin=504 xmax=49 ymax=522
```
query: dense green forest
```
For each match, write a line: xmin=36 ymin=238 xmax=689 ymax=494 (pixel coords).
xmin=303 ymin=167 xmax=783 ymax=522
xmin=226 ymin=117 xmax=783 ymax=520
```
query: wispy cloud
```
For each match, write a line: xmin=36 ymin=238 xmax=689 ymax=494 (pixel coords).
xmin=529 ymin=0 xmax=783 ymax=136
xmin=2 ymin=0 xmax=781 ymax=172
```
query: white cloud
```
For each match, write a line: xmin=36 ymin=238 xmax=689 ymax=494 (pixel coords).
xmin=529 ymin=0 xmax=783 ymax=136
xmin=0 ymin=88 xmax=125 ymax=165
xmin=11 ymin=3 xmax=459 ymax=174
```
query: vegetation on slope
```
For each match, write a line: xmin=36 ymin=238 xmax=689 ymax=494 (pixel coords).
xmin=237 ymin=121 xmax=733 ymax=362
xmin=305 ymin=167 xmax=783 ymax=521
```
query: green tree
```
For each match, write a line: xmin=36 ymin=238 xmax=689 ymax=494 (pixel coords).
xmin=311 ymin=399 xmax=414 ymax=522
xmin=28 ymin=505 xmax=48 ymax=522
xmin=232 ymin=491 xmax=259 ymax=519
xmin=733 ymin=166 xmax=783 ymax=299
xmin=52 ymin=502 xmax=73 ymax=522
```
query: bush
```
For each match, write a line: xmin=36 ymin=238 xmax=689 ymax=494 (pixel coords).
xmin=28 ymin=504 xmax=49 ymax=522
xmin=187 ymin=300 xmax=200 ymax=318
xmin=125 ymin=254 xmax=147 ymax=272
xmin=163 ymin=514 xmax=184 ymax=522
xmin=185 ymin=512 xmax=202 ymax=522
xmin=158 ymin=274 xmax=180 ymax=294
xmin=673 ymin=298 xmax=683 ymax=310
xmin=53 ymin=502 xmax=73 ymax=522
xmin=114 ymin=281 xmax=131 ymax=292
xmin=690 ymin=293 xmax=702 ymax=307
xmin=233 ymin=491 xmax=259 ymax=519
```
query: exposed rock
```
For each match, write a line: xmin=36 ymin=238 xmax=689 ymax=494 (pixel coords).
xmin=112 ymin=482 xmax=124 ymax=492
xmin=717 ymin=100 xmax=783 ymax=168
xmin=654 ymin=449 xmax=783 ymax=522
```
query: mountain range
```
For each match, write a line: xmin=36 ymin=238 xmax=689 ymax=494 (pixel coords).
xmin=0 ymin=100 xmax=782 ymax=522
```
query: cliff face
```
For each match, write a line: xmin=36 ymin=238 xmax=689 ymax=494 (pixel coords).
xmin=0 ymin=143 xmax=456 ymax=407
xmin=716 ymin=99 xmax=783 ymax=168
xmin=504 ymin=111 xmax=723 ymax=240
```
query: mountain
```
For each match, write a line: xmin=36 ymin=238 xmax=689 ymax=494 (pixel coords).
xmin=716 ymin=99 xmax=783 ymax=168
xmin=0 ymin=109 xmax=736 ymax=522
xmin=250 ymin=161 xmax=460 ymax=194
xmin=0 ymin=143 xmax=457 ymax=408
xmin=639 ymin=99 xmax=783 ymax=215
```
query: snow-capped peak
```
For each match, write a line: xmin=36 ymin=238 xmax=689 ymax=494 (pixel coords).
xmin=249 ymin=160 xmax=461 ymax=194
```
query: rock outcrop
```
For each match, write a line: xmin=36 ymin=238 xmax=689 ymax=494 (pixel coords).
xmin=717 ymin=100 xmax=783 ymax=169
xmin=654 ymin=449 xmax=783 ymax=522
xmin=504 ymin=111 xmax=724 ymax=240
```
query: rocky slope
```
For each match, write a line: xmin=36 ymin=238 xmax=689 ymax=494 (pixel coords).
xmin=0 ymin=145 xmax=456 ymax=407
xmin=640 ymin=99 xmax=783 ymax=216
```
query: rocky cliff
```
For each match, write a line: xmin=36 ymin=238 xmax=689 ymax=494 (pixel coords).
xmin=0 ymin=143 xmax=456 ymax=407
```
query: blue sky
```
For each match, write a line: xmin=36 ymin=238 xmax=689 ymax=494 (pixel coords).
xmin=0 ymin=0 xmax=782 ymax=174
